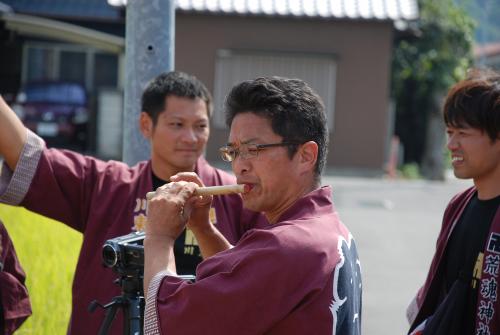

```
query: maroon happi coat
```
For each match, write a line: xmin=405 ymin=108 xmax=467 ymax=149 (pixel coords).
xmin=408 ymin=186 xmax=500 ymax=335
xmin=0 ymin=130 xmax=262 ymax=335
xmin=0 ymin=221 xmax=32 ymax=335
xmin=145 ymin=186 xmax=362 ymax=335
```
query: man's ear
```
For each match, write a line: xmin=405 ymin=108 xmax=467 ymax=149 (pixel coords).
xmin=139 ymin=112 xmax=153 ymax=139
xmin=297 ymin=141 xmax=318 ymax=174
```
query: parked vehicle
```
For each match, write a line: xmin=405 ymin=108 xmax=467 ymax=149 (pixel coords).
xmin=13 ymin=81 xmax=89 ymax=150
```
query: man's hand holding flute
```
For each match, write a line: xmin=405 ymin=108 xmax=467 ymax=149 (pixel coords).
xmin=144 ymin=172 xmax=247 ymax=296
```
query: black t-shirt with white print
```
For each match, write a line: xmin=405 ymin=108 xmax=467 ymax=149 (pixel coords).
xmin=443 ymin=193 xmax=500 ymax=334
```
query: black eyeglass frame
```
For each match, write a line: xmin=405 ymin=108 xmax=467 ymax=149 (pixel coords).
xmin=219 ymin=142 xmax=300 ymax=162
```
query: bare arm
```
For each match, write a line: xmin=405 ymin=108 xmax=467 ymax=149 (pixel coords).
xmin=143 ymin=236 xmax=176 ymax=298
xmin=0 ymin=96 xmax=27 ymax=171
xmin=188 ymin=220 xmax=232 ymax=259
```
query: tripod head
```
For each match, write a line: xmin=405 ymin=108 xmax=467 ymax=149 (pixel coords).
xmin=117 ymin=271 xmax=144 ymax=297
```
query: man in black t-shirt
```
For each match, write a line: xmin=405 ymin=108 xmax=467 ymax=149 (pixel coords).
xmin=442 ymin=195 xmax=500 ymax=334
xmin=407 ymin=69 xmax=500 ymax=335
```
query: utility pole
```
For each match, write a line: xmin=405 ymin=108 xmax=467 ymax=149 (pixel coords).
xmin=122 ymin=0 xmax=175 ymax=165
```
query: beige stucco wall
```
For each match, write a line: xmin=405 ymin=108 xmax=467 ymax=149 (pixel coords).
xmin=175 ymin=13 xmax=394 ymax=173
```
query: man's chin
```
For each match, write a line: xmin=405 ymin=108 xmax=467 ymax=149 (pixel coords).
xmin=452 ymin=169 xmax=470 ymax=180
xmin=173 ymin=159 xmax=198 ymax=172
xmin=242 ymin=198 xmax=261 ymax=212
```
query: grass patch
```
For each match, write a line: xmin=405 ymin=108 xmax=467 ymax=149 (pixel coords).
xmin=0 ymin=204 xmax=82 ymax=334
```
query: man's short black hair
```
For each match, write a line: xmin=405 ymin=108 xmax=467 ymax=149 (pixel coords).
xmin=141 ymin=71 xmax=213 ymax=125
xmin=444 ymin=68 xmax=500 ymax=141
xmin=225 ymin=76 xmax=329 ymax=178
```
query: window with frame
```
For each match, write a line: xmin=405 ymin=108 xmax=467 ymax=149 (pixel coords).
xmin=23 ymin=42 xmax=118 ymax=91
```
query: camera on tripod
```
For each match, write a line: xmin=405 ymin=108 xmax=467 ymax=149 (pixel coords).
xmin=91 ymin=231 xmax=146 ymax=335
xmin=95 ymin=231 xmax=196 ymax=334
xmin=102 ymin=231 xmax=145 ymax=277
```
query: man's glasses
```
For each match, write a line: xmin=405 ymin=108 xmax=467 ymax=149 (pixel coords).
xmin=219 ymin=142 xmax=299 ymax=162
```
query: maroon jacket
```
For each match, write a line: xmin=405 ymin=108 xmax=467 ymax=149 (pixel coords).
xmin=145 ymin=187 xmax=362 ymax=335
xmin=0 ymin=221 xmax=32 ymax=334
xmin=408 ymin=187 xmax=500 ymax=334
xmin=0 ymin=131 xmax=263 ymax=335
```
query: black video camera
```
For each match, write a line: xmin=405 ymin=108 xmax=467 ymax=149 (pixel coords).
xmin=102 ymin=231 xmax=145 ymax=277
xmin=94 ymin=232 xmax=146 ymax=333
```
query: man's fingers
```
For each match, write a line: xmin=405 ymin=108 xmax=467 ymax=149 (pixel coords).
xmin=170 ymin=172 xmax=204 ymax=187
xmin=154 ymin=181 xmax=198 ymax=199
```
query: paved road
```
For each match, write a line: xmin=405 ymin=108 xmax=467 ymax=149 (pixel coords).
xmin=322 ymin=174 xmax=472 ymax=335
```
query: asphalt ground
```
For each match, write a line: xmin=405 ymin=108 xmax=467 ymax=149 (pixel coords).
xmin=322 ymin=174 xmax=472 ymax=334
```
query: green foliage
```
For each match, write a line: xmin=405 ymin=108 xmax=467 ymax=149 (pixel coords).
xmin=392 ymin=0 xmax=475 ymax=163
xmin=0 ymin=204 xmax=81 ymax=334
xmin=399 ymin=163 xmax=422 ymax=179
xmin=393 ymin=0 xmax=475 ymax=98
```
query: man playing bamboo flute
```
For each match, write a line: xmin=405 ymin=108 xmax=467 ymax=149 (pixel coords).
xmin=144 ymin=76 xmax=362 ymax=334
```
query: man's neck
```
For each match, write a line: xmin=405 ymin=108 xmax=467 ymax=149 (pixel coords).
xmin=150 ymin=159 xmax=196 ymax=182
xmin=265 ymin=182 xmax=319 ymax=224
xmin=474 ymin=170 xmax=500 ymax=200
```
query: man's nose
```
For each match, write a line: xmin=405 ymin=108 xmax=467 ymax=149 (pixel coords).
xmin=447 ymin=134 xmax=458 ymax=151
xmin=232 ymin=154 xmax=250 ymax=176
xmin=180 ymin=128 xmax=197 ymax=143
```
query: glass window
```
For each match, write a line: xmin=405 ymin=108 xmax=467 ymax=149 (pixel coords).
xmin=60 ymin=51 xmax=86 ymax=84
xmin=26 ymin=47 xmax=56 ymax=82
xmin=23 ymin=43 xmax=120 ymax=93
xmin=94 ymin=53 xmax=118 ymax=88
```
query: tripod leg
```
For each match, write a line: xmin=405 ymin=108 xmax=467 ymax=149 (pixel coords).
xmin=98 ymin=297 xmax=123 ymax=335
xmin=123 ymin=295 xmax=144 ymax=335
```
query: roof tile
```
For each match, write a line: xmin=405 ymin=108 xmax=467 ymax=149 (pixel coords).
xmin=1 ymin=0 xmax=419 ymax=21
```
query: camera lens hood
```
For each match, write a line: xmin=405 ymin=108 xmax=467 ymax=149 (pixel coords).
xmin=102 ymin=243 xmax=119 ymax=268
